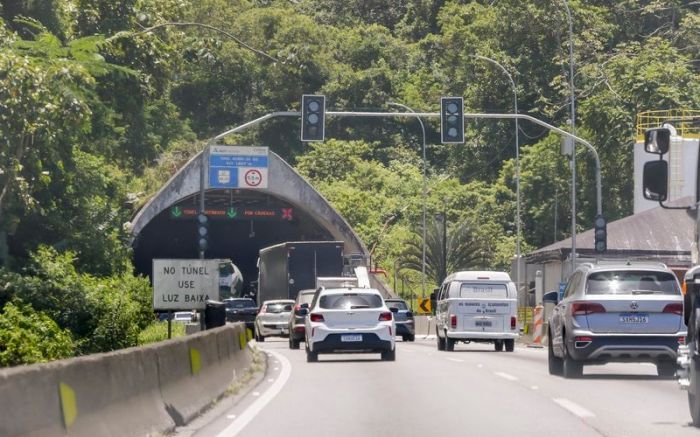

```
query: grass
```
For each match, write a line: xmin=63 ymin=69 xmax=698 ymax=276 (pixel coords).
xmin=138 ymin=321 xmax=186 ymax=345
xmin=224 ymin=346 xmax=265 ymax=396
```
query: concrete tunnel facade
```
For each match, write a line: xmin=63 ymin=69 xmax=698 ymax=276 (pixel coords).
xmin=129 ymin=148 xmax=370 ymax=295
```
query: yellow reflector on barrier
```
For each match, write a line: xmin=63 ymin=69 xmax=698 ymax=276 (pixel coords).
xmin=247 ymin=328 xmax=253 ymax=341
xmin=239 ymin=331 xmax=247 ymax=350
xmin=59 ymin=382 xmax=77 ymax=429
xmin=190 ymin=347 xmax=201 ymax=375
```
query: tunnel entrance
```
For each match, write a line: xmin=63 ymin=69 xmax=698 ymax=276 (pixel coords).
xmin=133 ymin=188 xmax=335 ymax=295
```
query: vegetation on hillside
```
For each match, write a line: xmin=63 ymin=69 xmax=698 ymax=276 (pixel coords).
xmin=0 ymin=0 xmax=698 ymax=365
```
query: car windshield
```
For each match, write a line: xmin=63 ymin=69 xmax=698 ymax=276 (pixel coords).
xmin=299 ymin=293 xmax=316 ymax=305
xmin=319 ymin=293 xmax=383 ymax=309
xmin=586 ymin=270 xmax=679 ymax=295
xmin=226 ymin=299 xmax=256 ymax=309
xmin=385 ymin=300 xmax=408 ymax=310
xmin=266 ymin=303 xmax=293 ymax=313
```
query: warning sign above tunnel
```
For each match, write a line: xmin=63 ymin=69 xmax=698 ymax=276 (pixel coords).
xmin=208 ymin=145 xmax=269 ymax=189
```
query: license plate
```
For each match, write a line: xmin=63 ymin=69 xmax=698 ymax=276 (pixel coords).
xmin=341 ymin=334 xmax=362 ymax=342
xmin=476 ymin=320 xmax=492 ymax=327
xmin=620 ymin=313 xmax=649 ymax=324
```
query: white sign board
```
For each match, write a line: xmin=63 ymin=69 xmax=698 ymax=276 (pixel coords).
xmin=153 ymin=259 xmax=220 ymax=310
xmin=208 ymin=145 xmax=269 ymax=189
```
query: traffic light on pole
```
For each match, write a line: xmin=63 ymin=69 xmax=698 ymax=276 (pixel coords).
xmin=441 ymin=97 xmax=464 ymax=144
xmin=301 ymin=95 xmax=325 ymax=142
xmin=594 ymin=214 xmax=607 ymax=253
xmin=197 ymin=213 xmax=209 ymax=252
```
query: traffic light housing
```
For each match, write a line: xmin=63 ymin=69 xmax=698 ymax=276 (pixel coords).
xmin=197 ymin=213 xmax=209 ymax=252
xmin=594 ymin=214 xmax=607 ymax=253
xmin=301 ymin=95 xmax=325 ymax=142
xmin=441 ymin=97 xmax=464 ymax=144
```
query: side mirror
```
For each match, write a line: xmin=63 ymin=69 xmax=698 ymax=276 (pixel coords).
xmin=543 ymin=290 xmax=559 ymax=304
xmin=300 ymin=303 xmax=309 ymax=309
xmin=643 ymin=160 xmax=668 ymax=201
xmin=298 ymin=308 xmax=309 ymax=316
xmin=389 ymin=307 xmax=399 ymax=313
xmin=644 ymin=128 xmax=671 ymax=155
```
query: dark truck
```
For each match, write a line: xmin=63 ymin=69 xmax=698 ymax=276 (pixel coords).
xmin=256 ymin=241 xmax=345 ymax=306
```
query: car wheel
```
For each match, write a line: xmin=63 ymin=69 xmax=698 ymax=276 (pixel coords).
xmin=562 ymin=336 xmax=583 ymax=378
xmin=656 ymin=360 xmax=676 ymax=378
xmin=436 ymin=328 xmax=446 ymax=351
xmin=505 ymin=339 xmax=515 ymax=352
xmin=690 ymin=354 xmax=700 ymax=426
xmin=289 ymin=337 xmax=300 ymax=350
xmin=381 ymin=348 xmax=396 ymax=361
xmin=446 ymin=335 xmax=455 ymax=352
xmin=407 ymin=334 xmax=415 ymax=342
xmin=548 ymin=332 xmax=563 ymax=376
xmin=306 ymin=349 xmax=318 ymax=362
xmin=494 ymin=340 xmax=504 ymax=352
xmin=402 ymin=335 xmax=408 ymax=342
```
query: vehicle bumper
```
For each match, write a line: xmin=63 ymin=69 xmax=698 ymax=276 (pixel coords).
xmin=310 ymin=333 xmax=393 ymax=354
xmin=567 ymin=331 xmax=685 ymax=362
xmin=290 ymin=323 xmax=306 ymax=341
xmin=396 ymin=321 xmax=415 ymax=336
xmin=446 ymin=330 xmax=518 ymax=340
xmin=257 ymin=323 xmax=290 ymax=337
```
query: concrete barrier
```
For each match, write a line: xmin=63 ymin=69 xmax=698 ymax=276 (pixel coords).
xmin=0 ymin=323 xmax=252 ymax=437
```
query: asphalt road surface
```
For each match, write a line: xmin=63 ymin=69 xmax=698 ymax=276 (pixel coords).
xmin=178 ymin=338 xmax=698 ymax=437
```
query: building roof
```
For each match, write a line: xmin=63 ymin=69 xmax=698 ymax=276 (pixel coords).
xmin=526 ymin=197 xmax=695 ymax=264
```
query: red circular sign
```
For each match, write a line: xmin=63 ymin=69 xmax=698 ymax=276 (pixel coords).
xmin=244 ymin=169 xmax=263 ymax=187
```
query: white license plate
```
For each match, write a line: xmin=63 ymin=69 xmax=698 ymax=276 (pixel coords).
xmin=341 ymin=334 xmax=362 ymax=342
xmin=476 ymin=320 xmax=492 ymax=327
xmin=620 ymin=314 xmax=649 ymax=324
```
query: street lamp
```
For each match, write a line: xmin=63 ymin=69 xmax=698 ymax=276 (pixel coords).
xmin=470 ymin=54 xmax=522 ymax=296
xmin=388 ymin=102 xmax=428 ymax=298
xmin=561 ymin=0 xmax=578 ymax=272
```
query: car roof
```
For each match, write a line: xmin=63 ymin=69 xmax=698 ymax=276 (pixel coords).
xmin=224 ymin=297 xmax=254 ymax=301
xmin=445 ymin=271 xmax=512 ymax=282
xmin=385 ymin=298 xmax=406 ymax=302
xmin=577 ymin=261 xmax=672 ymax=274
xmin=298 ymin=289 xmax=318 ymax=294
xmin=319 ymin=287 xmax=381 ymax=295
xmin=262 ymin=299 xmax=295 ymax=304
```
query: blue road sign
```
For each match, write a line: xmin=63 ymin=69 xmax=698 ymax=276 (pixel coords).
xmin=208 ymin=146 xmax=269 ymax=189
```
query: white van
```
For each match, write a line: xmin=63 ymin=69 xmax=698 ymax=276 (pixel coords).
xmin=435 ymin=271 xmax=518 ymax=352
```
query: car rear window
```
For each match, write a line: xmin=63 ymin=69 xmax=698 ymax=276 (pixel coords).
xmin=319 ymin=293 xmax=383 ymax=309
xmin=586 ymin=270 xmax=679 ymax=295
xmin=386 ymin=301 xmax=408 ymax=310
xmin=265 ymin=303 xmax=293 ymax=313
xmin=226 ymin=299 xmax=256 ymax=309
xmin=455 ymin=283 xmax=508 ymax=298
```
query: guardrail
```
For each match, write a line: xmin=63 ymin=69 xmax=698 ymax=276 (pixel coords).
xmin=0 ymin=323 xmax=253 ymax=437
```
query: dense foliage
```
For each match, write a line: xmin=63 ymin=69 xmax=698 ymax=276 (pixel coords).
xmin=0 ymin=0 xmax=698 ymax=363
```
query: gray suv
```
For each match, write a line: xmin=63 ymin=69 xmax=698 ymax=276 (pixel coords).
xmin=546 ymin=261 xmax=686 ymax=378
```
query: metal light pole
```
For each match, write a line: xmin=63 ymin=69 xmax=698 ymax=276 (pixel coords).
xmin=388 ymin=102 xmax=428 ymax=298
xmin=562 ymin=0 xmax=577 ymax=272
xmin=470 ymin=54 xmax=522 ymax=297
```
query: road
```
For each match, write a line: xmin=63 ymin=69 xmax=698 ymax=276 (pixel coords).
xmin=179 ymin=338 xmax=697 ymax=437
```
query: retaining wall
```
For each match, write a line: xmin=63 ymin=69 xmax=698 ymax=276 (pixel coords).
xmin=0 ymin=323 xmax=253 ymax=437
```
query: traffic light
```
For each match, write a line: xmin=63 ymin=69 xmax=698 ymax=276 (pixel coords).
xmin=197 ymin=213 xmax=209 ymax=252
xmin=594 ymin=214 xmax=607 ymax=253
xmin=441 ymin=97 xmax=464 ymax=144
xmin=301 ymin=95 xmax=325 ymax=142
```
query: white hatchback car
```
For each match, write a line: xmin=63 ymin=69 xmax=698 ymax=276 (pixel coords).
xmin=304 ymin=288 xmax=396 ymax=362
xmin=255 ymin=299 xmax=294 ymax=342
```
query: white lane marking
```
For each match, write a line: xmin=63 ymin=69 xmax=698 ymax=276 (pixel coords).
xmin=267 ymin=378 xmax=274 ymax=383
xmin=227 ymin=415 xmax=236 ymax=420
xmin=477 ymin=364 xmax=483 ymax=368
xmin=531 ymin=385 xmax=539 ymax=390
xmin=273 ymin=368 xmax=279 ymax=371
xmin=216 ymin=349 xmax=292 ymax=437
xmin=252 ymin=392 xmax=260 ymax=397
xmin=553 ymin=398 xmax=596 ymax=418
xmin=447 ymin=358 xmax=464 ymax=363
xmin=494 ymin=372 xmax=518 ymax=381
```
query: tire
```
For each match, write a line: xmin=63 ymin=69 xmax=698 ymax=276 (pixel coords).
xmin=690 ymin=357 xmax=700 ymax=426
xmin=505 ymin=339 xmax=515 ymax=352
xmin=562 ymin=336 xmax=583 ymax=378
xmin=306 ymin=349 xmax=318 ymax=362
xmin=407 ymin=334 xmax=415 ymax=342
xmin=289 ymin=337 xmax=300 ymax=350
xmin=437 ymin=328 xmax=446 ymax=351
xmin=381 ymin=348 xmax=396 ymax=361
xmin=656 ymin=361 xmax=676 ymax=377
xmin=548 ymin=333 xmax=563 ymax=376
xmin=494 ymin=340 xmax=504 ymax=352
xmin=402 ymin=335 xmax=408 ymax=342
xmin=446 ymin=335 xmax=455 ymax=352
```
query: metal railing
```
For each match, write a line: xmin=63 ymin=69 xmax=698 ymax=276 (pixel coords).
xmin=636 ymin=109 xmax=700 ymax=140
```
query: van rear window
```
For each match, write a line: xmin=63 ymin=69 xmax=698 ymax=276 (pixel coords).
xmin=454 ymin=283 xmax=508 ymax=298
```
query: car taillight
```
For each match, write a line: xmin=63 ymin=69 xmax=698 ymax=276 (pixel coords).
xmin=450 ymin=314 xmax=457 ymax=328
xmin=310 ymin=313 xmax=324 ymax=322
xmin=510 ymin=316 xmax=517 ymax=329
xmin=259 ymin=305 xmax=267 ymax=314
xmin=571 ymin=302 xmax=606 ymax=316
xmin=574 ymin=336 xmax=593 ymax=348
xmin=663 ymin=303 xmax=683 ymax=315
xmin=379 ymin=312 xmax=393 ymax=321
xmin=679 ymin=336 xmax=686 ymax=345
xmin=294 ymin=304 xmax=301 ymax=312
